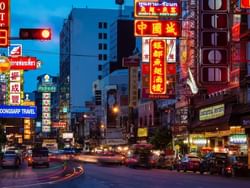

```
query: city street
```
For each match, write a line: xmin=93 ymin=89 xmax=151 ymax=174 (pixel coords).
xmin=0 ymin=159 xmax=84 ymax=188
xmin=2 ymin=159 xmax=250 ymax=188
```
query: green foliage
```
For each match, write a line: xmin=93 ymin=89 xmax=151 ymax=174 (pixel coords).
xmin=149 ymin=126 xmax=172 ymax=150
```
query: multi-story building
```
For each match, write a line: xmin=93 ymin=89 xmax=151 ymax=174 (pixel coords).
xmin=59 ymin=8 xmax=120 ymax=131
xmin=173 ymin=1 xmax=250 ymax=163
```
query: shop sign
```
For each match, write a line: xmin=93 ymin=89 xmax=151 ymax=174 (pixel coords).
xmin=137 ymin=127 xmax=148 ymax=137
xmin=149 ymin=39 xmax=166 ymax=94
xmin=229 ymin=134 xmax=247 ymax=144
xmin=142 ymin=37 xmax=176 ymax=63
xmin=129 ymin=66 xmax=138 ymax=108
xmin=0 ymin=105 xmax=37 ymax=118
xmin=241 ymin=0 xmax=250 ymax=8
xmin=0 ymin=0 xmax=10 ymax=47
xmin=9 ymin=56 xmax=39 ymax=70
xmin=134 ymin=0 xmax=180 ymax=18
xmin=199 ymin=104 xmax=224 ymax=121
xmin=134 ymin=20 xmax=181 ymax=37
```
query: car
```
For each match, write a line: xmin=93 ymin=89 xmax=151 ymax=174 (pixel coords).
xmin=156 ymin=154 xmax=175 ymax=169
xmin=97 ymin=152 xmax=125 ymax=165
xmin=176 ymin=154 xmax=201 ymax=173
xmin=125 ymin=144 xmax=156 ymax=169
xmin=225 ymin=155 xmax=248 ymax=177
xmin=31 ymin=147 xmax=49 ymax=168
xmin=63 ymin=147 xmax=76 ymax=155
xmin=199 ymin=152 xmax=228 ymax=175
xmin=1 ymin=150 xmax=21 ymax=168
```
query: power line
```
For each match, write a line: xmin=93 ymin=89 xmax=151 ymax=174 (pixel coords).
xmin=22 ymin=49 xmax=98 ymax=58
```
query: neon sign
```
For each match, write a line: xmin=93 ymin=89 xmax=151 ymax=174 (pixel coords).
xmin=135 ymin=20 xmax=180 ymax=37
xmin=149 ymin=39 xmax=166 ymax=94
xmin=134 ymin=0 xmax=180 ymax=18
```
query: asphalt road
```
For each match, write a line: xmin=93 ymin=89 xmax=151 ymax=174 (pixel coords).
xmin=43 ymin=163 xmax=250 ymax=188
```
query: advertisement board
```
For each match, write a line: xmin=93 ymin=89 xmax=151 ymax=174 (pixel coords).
xmin=0 ymin=105 xmax=37 ymax=118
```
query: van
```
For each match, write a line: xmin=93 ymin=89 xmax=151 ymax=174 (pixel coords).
xmin=31 ymin=147 xmax=49 ymax=168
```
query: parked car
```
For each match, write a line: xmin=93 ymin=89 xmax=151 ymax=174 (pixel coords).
xmin=97 ymin=152 xmax=125 ymax=165
xmin=200 ymin=152 xmax=228 ymax=175
xmin=156 ymin=154 xmax=175 ymax=170
xmin=176 ymin=154 xmax=201 ymax=173
xmin=31 ymin=147 xmax=49 ymax=168
xmin=225 ymin=155 xmax=248 ymax=177
xmin=1 ymin=150 xmax=21 ymax=168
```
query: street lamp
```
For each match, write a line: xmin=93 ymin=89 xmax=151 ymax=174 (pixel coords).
xmin=112 ymin=106 xmax=119 ymax=114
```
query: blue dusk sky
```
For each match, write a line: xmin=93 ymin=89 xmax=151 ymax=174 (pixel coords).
xmin=4 ymin=0 xmax=133 ymax=93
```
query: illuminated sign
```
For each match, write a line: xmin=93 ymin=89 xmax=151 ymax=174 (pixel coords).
xmin=137 ymin=128 xmax=148 ymax=137
xmin=38 ymin=85 xmax=56 ymax=92
xmin=134 ymin=0 xmax=180 ymax=18
xmin=62 ymin=132 xmax=73 ymax=139
xmin=9 ymin=57 xmax=39 ymax=70
xmin=42 ymin=125 xmax=51 ymax=133
xmin=0 ymin=105 xmax=37 ymax=118
xmin=149 ymin=39 xmax=166 ymax=94
xmin=229 ymin=134 xmax=247 ymax=144
xmin=8 ymin=44 xmax=22 ymax=57
xmin=142 ymin=37 xmax=176 ymax=62
xmin=134 ymin=20 xmax=180 ymax=37
xmin=52 ymin=121 xmax=66 ymax=128
xmin=129 ymin=66 xmax=138 ymax=108
xmin=24 ymin=119 xmax=31 ymax=140
xmin=9 ymin=93 xmax=21 ymax=105
xmin=0 ymin=56 xmax=10 ymax=73
xmin=42 ymin=92 xmax=51 ymax=130
xmin=241 ymin=0 xmax=250 ymax=8
xmin=199 ymin=104 xmax=224 ymax=121
xmin=9 ymin=70 xmax=22 ymax=82
xmin=9 ymin=82 xmax=21 ymax=93
xmin=0 ymin=0 xmax=10 ymax=47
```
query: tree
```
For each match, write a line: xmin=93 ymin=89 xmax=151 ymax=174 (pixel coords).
xmin=149 ymin=126 xmax=172 ymax=150
xmin=0 ymin=127 xmax=7 ymax=149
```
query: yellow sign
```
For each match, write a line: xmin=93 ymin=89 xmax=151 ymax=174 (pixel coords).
xmin=0 ymin=56 xmax=10 ymax=72
xmin=23 ymin=101 xmax=35 ymax=106
xmin=199 ymin=104 xmax=224 ymax=121
xmin=137 ymin=128 xmax=148 ymax=137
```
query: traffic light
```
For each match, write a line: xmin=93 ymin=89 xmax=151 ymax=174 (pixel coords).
xmin=19 ymin=28 xmax=52 ymax=40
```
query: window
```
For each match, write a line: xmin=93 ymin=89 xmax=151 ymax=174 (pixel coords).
xmin=103 ymin=33 xmax=107 ymax=39
xmin=98 ymin=22 xmax=102 ymax=28
xmin=103 ymin=22 xmax=107 ymax=28
xmin=103 ymin=54 xmax=107 ymax=60
xmin=98 ymin=64 xmax=102 ymax=71
xmin=98 ymin=33 xmax=102 ymax=39
xmin=98 ymin=43 xmax=102 ymax=50
xmin=103 ymin=44 xmax=107 ymax=50
xmin=98 ymin=54 xmax=102 ymax=60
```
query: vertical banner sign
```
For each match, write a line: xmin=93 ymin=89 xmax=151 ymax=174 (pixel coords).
xmin=0 ymin=0 xmax=10 ymax=47
xmin=9 ymin=70 xmax=23 ymax=105
xmin=24 ymin=118 xmax=31 ymax=140
xmin=42 ymin=92 xmax=51 ymax=132
xmin=241 ymin=0 xmax=250 ymax=8
xmin=149 ymin=39 xmax=167 ymax=94
xmin=129 ymin=66 xmax=138 ymax=108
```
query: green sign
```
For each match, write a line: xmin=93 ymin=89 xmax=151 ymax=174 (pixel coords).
xmin=199 ymin=104 xmax=224 ymax=121
xmin=38 ymin=85 xmax=56 ymax=92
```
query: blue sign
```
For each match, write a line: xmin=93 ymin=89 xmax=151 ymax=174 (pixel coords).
xmin=0 ymin=105 xmax=37 ymax=118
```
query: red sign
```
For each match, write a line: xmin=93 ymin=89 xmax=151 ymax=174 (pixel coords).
xmin=0 ymin=0 xmax=10 ymax=47
xmin=134 ymin=20 xmax=181 ymax=37
xmin=122 ymin=57 xmax=140 ymax=67
xmin=241 ymin=0 xmax=250 ymax=8
xmin=134 ymin=0 xmax=180 ymax=18
xmin=9 ymin=57 xmax=39 ymax=70
xmin=52 ymin=121 xmax=66 ymax=128
xmin=149 ymin=39 xmax=166 ymax=94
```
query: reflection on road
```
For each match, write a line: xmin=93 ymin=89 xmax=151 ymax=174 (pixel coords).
xmin=0 ymin=156 xmax=84 ymax=188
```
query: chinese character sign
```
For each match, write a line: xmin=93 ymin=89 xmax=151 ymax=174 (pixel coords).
xmin=134 ymin=20 xmax=180 ymax=37
xmin=149 ymin=39 xmax=167 ymax=94
xmin=134 ymin=0 xmax=180 ymax=18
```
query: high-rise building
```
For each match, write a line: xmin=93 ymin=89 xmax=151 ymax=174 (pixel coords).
xmin=59 ymin=8 xmax=119 ymax=130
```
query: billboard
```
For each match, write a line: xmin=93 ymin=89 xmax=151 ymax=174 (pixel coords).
xmin=134 ymin=0 xmax=180 ymax=18
xmin=149 ymin=39 xmax=167 ymax=95
xmin=134 ymin=20 xmax=181 ymax=37
xmin=0 ymin=0 xmax=10 ymax=47
xmin=0 ymin=105 xmax=37 ymax=118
